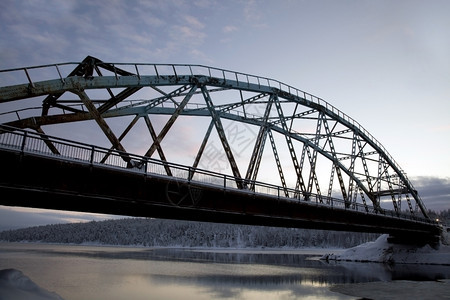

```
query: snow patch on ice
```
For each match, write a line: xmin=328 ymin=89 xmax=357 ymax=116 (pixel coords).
xmin=321 ymin=234 xmax=450 ymax=265
xmin=0 ymin=269 xmax=64 ymax=300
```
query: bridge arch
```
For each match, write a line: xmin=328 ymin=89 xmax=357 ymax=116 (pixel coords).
xmin=0 ymin=56 xmax=430 ymax=220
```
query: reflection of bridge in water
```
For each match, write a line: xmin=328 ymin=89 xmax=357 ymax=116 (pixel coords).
xmin=0 ymin=56 xmax=441 ymax=245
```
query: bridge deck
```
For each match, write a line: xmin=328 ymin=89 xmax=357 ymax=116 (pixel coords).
xmin=0 ymin=144 xmax=440 ymax=246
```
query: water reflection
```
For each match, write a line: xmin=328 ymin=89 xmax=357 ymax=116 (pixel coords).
xmin=29 ymin=246 xmax=448 ymax=283
xmin=327 ymin=260 xmax=450 ymax=282
xmin=1 ymin=243 xmax=450 ymax=300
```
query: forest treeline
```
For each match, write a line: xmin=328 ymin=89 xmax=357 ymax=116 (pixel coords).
xmin=0 ymin=217 xmax=379 ymax=248
xmin=1 ymin=209 xmax=448 ymax=249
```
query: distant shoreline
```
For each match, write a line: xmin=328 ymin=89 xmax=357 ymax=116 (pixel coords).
xmin=0 ymin=240 xmax=345 ymax=255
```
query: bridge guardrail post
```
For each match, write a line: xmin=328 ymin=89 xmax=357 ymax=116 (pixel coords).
xmin=55 ymin=65 xmax=65 ymax=85
xmin=134 ymin=64 xmax=141 ymax=81
xmin=23 ymin=68 xmax=35 ymax=88
xmin=90 ymin=146 xmax=95 ymax=165
xmin=20 ymin=131 xmax=27 ymax=153
xmin=144 ymin=158 xmax=148 ymax=175
xmin=188 ymin=167 xmax=192 ymax=183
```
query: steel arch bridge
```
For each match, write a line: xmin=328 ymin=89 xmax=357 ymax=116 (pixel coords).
xmin=0 ymin=56 xmax=435 ymax=231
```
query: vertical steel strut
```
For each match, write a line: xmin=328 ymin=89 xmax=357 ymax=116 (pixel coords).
xmin=347 ymin=133 xmax=358 ymax=206
xmin=201 ymin=85 xmax=244 ymax=189
xmin=306 ymin=113 xmax=323 ymax=201
xmin=190 ymin=120 xmax=215 ymax=180
xmin=327 ymin=163 xmax=335 ymax=203
xmin=381 ymin=158 xmax=399 ymax=214
xmin=356 ymin=138 xmax=378 ymax=209
xmin=250 ymin=127 xmax=268 ymax=188
xmin=322 ymin=117 xmax=348 ymax=205
xmin=376 ymin=156 xmax=383 ymax=208
xmin=245 ymin=94 xmax=274 ymax=183
xmin=358 ymin=187 xmax=369 ymax=212
xmin=405 ymin=193 xmax=414 ymax=214
xmin=298 ymin=145 xmax=307 ymax=195
xmin=267 ymin=129 xmax=289 ymax=197
xmin=273 ymin=94 xmax=306 ymax=195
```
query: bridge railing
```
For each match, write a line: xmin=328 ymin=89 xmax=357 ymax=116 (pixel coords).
xmin=0 ymin=61 xmax=405 ymax=183
xmin=0 ymin=125 xmax=433 ymax=225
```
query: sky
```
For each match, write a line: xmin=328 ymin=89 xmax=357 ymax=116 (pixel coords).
xmin=0 ymin=0 xmax=449 ymax=230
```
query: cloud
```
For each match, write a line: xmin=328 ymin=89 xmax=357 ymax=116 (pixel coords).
xmin=242 ymin=0 xmax=267 ymax=28
xmin=192 ymin=0 xmax=216 ymax=9
xmin=164 ymin=15 xmax=207 ymax=60
xmin=223 ymin=25 xmax=238 ymax=33
xmin=0 ymin=206 xmax=125 ymax=231
xmin=190 ymin=49 xmax=214 ymax=63
xmin=410 ymin=176 xmax=450 ymax=212
xmin=0 ymin=0 xmax=213 ymax=67
xmin=432 ymin=124 xmax=450 ymax=133
xmin=184 ymin=15 xmax=205 ymax=29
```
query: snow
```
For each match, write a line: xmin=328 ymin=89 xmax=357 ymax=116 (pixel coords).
xmin=0 ymin=269 xmax=64 ymax=300
xmin=321 ymin=234 xmax=450 ymax=265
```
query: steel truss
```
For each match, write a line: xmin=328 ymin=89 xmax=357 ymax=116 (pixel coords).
xmin=0 ymin=56 xmax=430 ymax=219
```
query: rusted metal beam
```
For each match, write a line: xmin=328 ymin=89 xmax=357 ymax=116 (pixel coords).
xmin=35 ymin=127 xmax=60 ymax=155
xmin=75 ymin=89 xmax=127 ymax=155
xmin=98 ymin=87 xmax=143 ymax=114
xmin=4 ymin=112 xmax=92 ymax=129
xmin=100 ymin=115 xmax=141 ymax=164
xmin=144 ymin=85 xmax=197 ymax=158
xmin=190 ymin=120 xmax=215 ymax=180
xmin=143 ymin=115 xmax=172 ymax=176
xmin=41 ymin=56 xmax=100 ymax=110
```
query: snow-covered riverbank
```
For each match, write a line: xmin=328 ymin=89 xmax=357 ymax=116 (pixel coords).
xmin=322 ymin=234 xmax=450 ymax=265
xmin=0 ymin=269 xmax=63 ymax=300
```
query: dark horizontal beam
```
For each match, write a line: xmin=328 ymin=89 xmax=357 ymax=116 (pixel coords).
xmin=0 ymin=148 xmax=440 ymax=246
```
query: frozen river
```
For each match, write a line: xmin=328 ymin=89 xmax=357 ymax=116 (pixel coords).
xmin=0 ymin=242 xmax=449 ymax=299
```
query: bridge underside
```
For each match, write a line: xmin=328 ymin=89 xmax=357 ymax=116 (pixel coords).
xmin=0 ymin=148 xmax=440 ymax=246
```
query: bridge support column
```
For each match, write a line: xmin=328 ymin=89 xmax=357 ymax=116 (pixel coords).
xmin=387 ymin=232 xmax=441 ymax=249
xmin=441 ymin=226 xmax=450 ymax=245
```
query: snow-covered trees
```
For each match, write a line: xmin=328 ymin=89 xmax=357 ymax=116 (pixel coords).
xmin=0 ymin=218 xmax=379 ymax=248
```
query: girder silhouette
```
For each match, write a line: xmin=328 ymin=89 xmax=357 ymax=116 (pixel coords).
xmin=0 ymin=56 xmax=430 ymax=221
